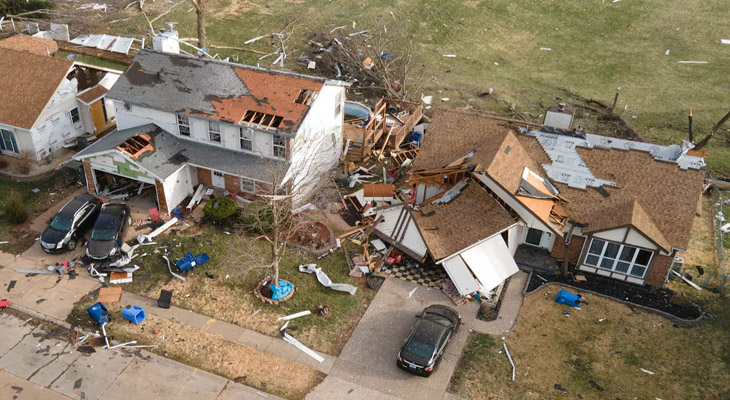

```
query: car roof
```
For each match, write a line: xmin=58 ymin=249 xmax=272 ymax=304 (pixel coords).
xmin=58 ymin=193 xmax=97 ymax=218
xmin=411 ymin=318 xmax=449 ymax=348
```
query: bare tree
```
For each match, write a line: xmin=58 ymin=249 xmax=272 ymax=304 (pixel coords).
xmin=241 ymin=126 xmax=342 ymax=296
xmin=190 ymin=0 xmax=207 ymax=50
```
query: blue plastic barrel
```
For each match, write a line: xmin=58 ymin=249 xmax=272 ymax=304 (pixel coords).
xmin=122 ymin=306 xmax=146 ymax=325
xmin=554 ymin=288 xmax=582 ymax=307
xmin=87 ymin=302 xmax=109 ymax=326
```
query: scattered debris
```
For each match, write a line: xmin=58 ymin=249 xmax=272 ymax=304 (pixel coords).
xmin=7 ymin=280 xmax=16 ymax=292
xmin=641 ymin=368 xmax=655 ymax=375
xmin=158 ymin=290 xmax=173 ymax=308
xmin=98 ymin=287 xmax=123 ymax=303
xmin=162 ymin=255 xmax=185 ymax=281
xmin=298 ymin=264 xmax=358 ymax=295
xmin=504 ymin=343 xmax=516 ymax=381
xmin=282 ymin=332 xmax=324 ymax=363
xmin=278 ymin=310 xmax=312 ymax=321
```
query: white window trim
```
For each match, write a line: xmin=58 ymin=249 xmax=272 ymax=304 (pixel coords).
xmin=0 ymin=128 xmax=19 ymax=153
xmin=239 ymin=127 xmax=254 ymax=152
xmin=583 ymin=238 xmax=653 ymax=279
xmin=523 ymin=227 xmax=543 ymax=247
xmin=240 ymin=177 xmax=256 ymax=194
xmin=208 ymin=121 xmax=222 ymax=143
xmin=177 ymin=114 xmax=190 ymax=137
xmin=273 ymin=135 xmax=286 ymax=159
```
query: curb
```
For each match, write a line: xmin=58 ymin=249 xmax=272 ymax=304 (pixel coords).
xmin=9 ymin=303 xmax=74 ymax=330
xmin=525 ymin=281 xmax=704 ymax=327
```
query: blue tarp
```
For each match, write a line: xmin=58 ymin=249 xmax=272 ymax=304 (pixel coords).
xmin=555 ymin=288 xmax=582 ymax=307
xmin=270 ymin=280 xmax=294 ymax=300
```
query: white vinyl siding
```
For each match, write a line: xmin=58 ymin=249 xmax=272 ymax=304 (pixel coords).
xmin=584 ymin=238 xmax=653 ymax=278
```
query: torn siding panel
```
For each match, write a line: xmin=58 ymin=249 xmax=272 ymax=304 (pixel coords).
xmin=372 ymin=205 xmax=428 ymax=260
xmin=86 ymin=152 xmax=156 ymax=184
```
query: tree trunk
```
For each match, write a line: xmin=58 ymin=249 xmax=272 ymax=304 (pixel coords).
xmin=688 ymin=109 xmax=694 ymax=143
xmin=194 ymin=0 xmax=207 ymax=50
xmin=271 ymin=199 xmax=280 ymax=287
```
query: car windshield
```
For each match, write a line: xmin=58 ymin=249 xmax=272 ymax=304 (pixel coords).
xmin=49 ymin=215 xmax=73 ymax=232
xmin=91 ymin=215 xmax=116 ymax=241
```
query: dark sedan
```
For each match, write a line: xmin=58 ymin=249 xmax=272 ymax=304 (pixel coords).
xmin=396 ymin=304 xmax=460 ymax=377
xmin=40 ymin=193 xmax=101 ymax=253
xmin=86 ymin=203 xmax=130 ymax=260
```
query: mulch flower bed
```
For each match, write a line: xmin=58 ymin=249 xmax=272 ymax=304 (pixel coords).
xmin=526 ymin=272 xmax=702 ymax=320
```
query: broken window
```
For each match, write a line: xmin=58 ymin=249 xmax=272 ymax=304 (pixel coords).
xmin=241 ymin=110 xmax=284 ymax=130
xmin=177 ymin=114 xmax=190 ymax=137
xmin=209 ymin=121 xmax=221 ymax=143
xmin=240 ymin=177 xmax=255 ymax=193
xmin=70 ymin=107 xmax=80 ymax=124
xmin=584 ymin=238 xmax=653 ymax=278
xmin=239 ymin=127 xmax=253 ymax=151
xmin=273 ymin=135 xmax=286 ymax=158
xmin=525 ymin=228 xmax=543 ymax=247
xmin=295 ymin=89 xmax=316 ymax=105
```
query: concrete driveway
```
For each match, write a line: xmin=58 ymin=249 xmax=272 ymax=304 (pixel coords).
xmin=308 ymin=278 xmax=479 ymax=400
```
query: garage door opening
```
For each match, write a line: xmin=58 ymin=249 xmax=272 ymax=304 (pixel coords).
xmin=92 ymin=169 xmax=159 ymax=215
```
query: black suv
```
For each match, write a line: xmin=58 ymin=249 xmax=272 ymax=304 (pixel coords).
xmin=40 ymin=193 xmax=101 ymax=253
xmin=86 ymin=203 xmax=130 ymax=260
xmin=396 ymin=305 xmax=461 ymax=377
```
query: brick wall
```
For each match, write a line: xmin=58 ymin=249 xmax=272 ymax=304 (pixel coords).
xmin=224 ymin=174 xmax=239 ymax=194
xmin=197 ymin=167 xmax=212 ymax=188
xmin=155 ymin=180 xmax=169 ymax=214
xmin=646 ymin=253 xmax=674 ymax=286
xmin=551 ymin=235 xmax=586 ymax=264
xmin=83 ymin=161 xmax=96 ymax=194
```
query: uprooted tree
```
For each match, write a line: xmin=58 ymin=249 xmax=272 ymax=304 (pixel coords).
xmin=687 ymin=108 xmax=730 ymax=151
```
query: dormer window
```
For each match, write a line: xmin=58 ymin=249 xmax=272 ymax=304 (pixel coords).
xmin=177 ymin=114 xmax=190 ymax=137
xmin=208 ymin=121 xmax=221 ymax=143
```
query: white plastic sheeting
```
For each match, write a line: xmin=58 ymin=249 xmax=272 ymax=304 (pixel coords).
xmin=299 ymin=264 xmax=357 ymax=295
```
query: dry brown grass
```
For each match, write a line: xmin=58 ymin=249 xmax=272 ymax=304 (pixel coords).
xmin=680 ymin=193 xmax=716 ymax=270
xmin=450 ymin=284 xmax=730 ymax=400
xmin=108 ymin=311 xmax=325 ymax=400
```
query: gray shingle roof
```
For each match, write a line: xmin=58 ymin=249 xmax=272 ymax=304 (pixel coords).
xmin=75 ymin=124 xmax=288 ymax=182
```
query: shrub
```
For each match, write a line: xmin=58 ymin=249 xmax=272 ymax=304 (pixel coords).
xmin=203 ymin=197 xmax=237 ymax=224
xmin=239 ymin=200 xmax=274 ymax=234
xmin=4 ymin=190 xmax=28 ymax=224
xmin=0 ymin=0 xmax=56 ymax=17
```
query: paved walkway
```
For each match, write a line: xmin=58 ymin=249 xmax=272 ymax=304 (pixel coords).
xmin=471 ymin=271 xmax=529 ymax=335
xmin=0 ymin=312 xmax=280 ymax=400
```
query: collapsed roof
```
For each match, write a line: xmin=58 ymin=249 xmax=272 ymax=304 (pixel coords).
xmin=108 ymin=50 xmax=326 ymax=134
xmin=414 ymin=108 xmax=706 ymax=251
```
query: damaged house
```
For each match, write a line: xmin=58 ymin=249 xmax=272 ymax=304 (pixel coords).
xmin=0 ymin=34 xmax=119 ymax=161
xmin=74 ymin=50 xmax=349 ymax=213
xmin=375 ymin=108 xmax=705 ymax=297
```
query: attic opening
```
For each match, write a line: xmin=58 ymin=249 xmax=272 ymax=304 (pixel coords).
xmin=117 ymin=133 xmax=153 ymax=160
xmin=294 ymin=89 xmax=316 ymax=105
xmin=241 ymin=110 xmax=284 ymax=130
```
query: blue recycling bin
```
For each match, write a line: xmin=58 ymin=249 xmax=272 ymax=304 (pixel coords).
xmin=122 ymin=305 xmax=146 ymax=325
xmin=87 ymin=302 xmax=109 ymax=326
xmin=555 ymin=289 xmax=582 ymax=307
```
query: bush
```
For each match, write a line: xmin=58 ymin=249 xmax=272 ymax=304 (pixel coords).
xmin=0 ymin=0 xmax=56 ymax=17
xmin=239 ymin=200 xmax=274 ymax=234
xmin=203 ymin=197 xmax=237 ymax=224
xmin=3 ymin=190 xmax=28 ymax=224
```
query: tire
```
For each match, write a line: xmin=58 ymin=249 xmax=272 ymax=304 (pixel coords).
xmin=66 ymin=238 xmax=76 ymax=251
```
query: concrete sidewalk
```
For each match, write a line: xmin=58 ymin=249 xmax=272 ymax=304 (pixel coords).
xmin=0 ymin=312 xmax=281 ymax=400
xmin=471 ymin=271 xmax=529 ymax=335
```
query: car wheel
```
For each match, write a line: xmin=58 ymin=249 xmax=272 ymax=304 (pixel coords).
xmin=66 ymin=238 xmax=77 ymax=250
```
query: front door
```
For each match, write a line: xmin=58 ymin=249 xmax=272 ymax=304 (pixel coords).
xmin=211 ymin=170 xmax=225 ymax=189
xmin=90 ymin=99 xmax=106 ymax=132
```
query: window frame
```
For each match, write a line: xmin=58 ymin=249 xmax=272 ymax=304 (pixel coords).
xmin=208 ymin=121 xmax=222 ymax=143
xmin=0 ymin=128 xmax=19 ymax=153
xmin=273 ymin=135 xmax=286 ymax=159
xmin=70 ymin=107 xmax=80 ymax=124
xmin=240 ymin=177 xmax=256 ymax=194
xmin=239 ymin=127 xmax=253 ymax=151
xmin=583 ymin=238 xmax=653 ymax=278
xmin=334 ymin=91 xmax=343 ymax=118
xmin=524 ymin=228 xmax=543 ymax=247
xmin=177 ymin=114 xmax=191 ymax=137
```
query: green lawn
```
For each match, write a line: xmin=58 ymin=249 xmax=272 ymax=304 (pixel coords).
xmin=101 ymin=0 xmax=730 ymax=173
xmin=55 ymin=51 xmax=129 ymax=71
